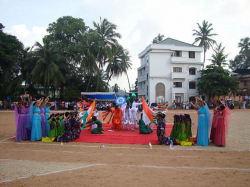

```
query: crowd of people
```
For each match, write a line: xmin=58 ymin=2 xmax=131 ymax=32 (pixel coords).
xmin=13 ymin=94 xmax=231 ymax=147
xmin=14 ymin=96 xmax=82 ymax=142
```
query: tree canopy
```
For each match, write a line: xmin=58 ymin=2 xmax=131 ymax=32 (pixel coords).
xmin=193 ymin=20 xmax=217 ymax=63
xmin=152 ymin=34 xmax=164 ymax=44
xmin=0 ymin=16 xmax=132 ymax=100
xmin=229 ymin=37 xmax=250 ymax=71
xmin=197 ymin=65 xmax=239 ymax=100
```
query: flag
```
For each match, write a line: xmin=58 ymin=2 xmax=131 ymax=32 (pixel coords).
xmin=82 ymin=99 xmax=96 ymax=129
xmin=142 ymin=96 xmax=154 ymax=124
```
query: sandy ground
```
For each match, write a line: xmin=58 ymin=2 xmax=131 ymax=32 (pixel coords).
xmin=0 ymin=109 xmax=249 ymax=187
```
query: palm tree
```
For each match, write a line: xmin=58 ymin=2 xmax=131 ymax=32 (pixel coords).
xmin=238 ymin=37 xmax=250 ymax=56
xmin=106 ymin=44 xmax=125 ymax=87
xmin=193 ymin=20 xmax=218 ymax=63
xmin=112 ymin=83 xmax=120 ymax=96
xmin=121 ymin=49 xmax=132 ymax=91
xmin=152 ymin=34 xmax=164 ymax=44
xmin=209 ymin=43 xmax=228 ymax=67
xmin=31 ymin=38 xmax=67 ymax=95
xmin=93 ymin=17 xmax=121 ymax=91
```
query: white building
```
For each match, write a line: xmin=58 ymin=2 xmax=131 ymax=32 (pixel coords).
xmin=137 ymin=38 xmax=203 ymax=105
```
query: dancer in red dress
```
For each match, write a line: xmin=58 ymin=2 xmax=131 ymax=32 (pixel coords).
xmin=213 ymin=101 xmax=231 ymax=146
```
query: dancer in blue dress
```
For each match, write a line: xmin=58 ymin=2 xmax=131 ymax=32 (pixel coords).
xmin=191 ymin=96 xmax=211 ymax=146
xmin=44 ymin=98 xmax=52 ymax=136
xmin=30 ymin=98 xmax=43 ymax=141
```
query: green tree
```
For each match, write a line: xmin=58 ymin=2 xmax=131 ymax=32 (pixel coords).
xmin=238 ymin=37 xmax=250 ymax=56
xmin=209 ymin=43 xmax=228 ymax=67
xmin=0 ymin=23 xmax=24 ymax=98
xmin=193 ymin=20 xmax=218 ymax=63
xmin=112 ymin=83 xmax=120 ymax=96
xmin=93 ymin=17 xmax=121 ymax=91
xmin=152 ymin=34 xmax=164 ymax=44
xmin=229 ymin=37 xmax=250 ymax=71
xmin=31 ymin=38 xmax=67 ymax=95
xmin=197 ymin=65 xmax=239 ymax=101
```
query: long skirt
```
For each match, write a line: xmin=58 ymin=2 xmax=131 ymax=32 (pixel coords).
xmin=31 ymin=115 xmax=42 ymax=141
xmin=16 ymin=116 xmax=28 ymax=141
xmin=197 ymin=116 xmax=209 ymax=146
xmin=214 ymin=117 xmax=226 ymax=146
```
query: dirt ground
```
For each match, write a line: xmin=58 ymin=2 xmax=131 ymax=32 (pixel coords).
xmin=0 ymin=109 xmax=249 ymax=187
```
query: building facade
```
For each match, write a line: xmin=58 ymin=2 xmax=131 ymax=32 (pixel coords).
xmin=137 ymin=38 xmax=204 ymax=105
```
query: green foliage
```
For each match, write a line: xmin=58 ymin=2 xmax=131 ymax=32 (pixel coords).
xmin=209 ymin=43 xmax=228 ymax=67
xmin=112 ymin=83 xmax=120 ymax=95
xmin=0 ymin=23 xmax=24 ymax=98
xmin=193 ymin=20 xmax=218 ymax=62
xmin=152 ymin=34 xmax=164 ymax=44
xmin=0 ymin=16 xmax=132 ymax=100
xmin=197 ymin=65 xmax=239 ymax=100
xmin=229 ymin=37 xmax=250 ymax=71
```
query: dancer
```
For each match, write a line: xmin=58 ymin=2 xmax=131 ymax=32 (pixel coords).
xmin=14 ymin=101 xmax=28 ymax=141
xmin=85 ymin=116 xmax=104 ymax=134
xmin=123 ymin=105 xmax=130 ymax=130
xmin=130 ymin=100 xmax=142 ymax=130
xmin=214 ymin=101 xmax=231 ymax=146
xmin=191 ymin=97 xmax=211 ymax=146
xmin=40 ymin=97 xmax=49 ymax=137
xmin=210 ymin=103 xmax=218 ymax=143
xmin=156 ymin=113 xmax=178 ymax=145
xmin=58 ymin=112 xmax=81 ymax=142
xmin=138 ymin=113 xmax=153 ymax=134
xmin=184 ymin=114 xmax=192 ymax=139
xmin=112 ymin=105 xmax=123 ymax=130
xmin=30 ymin=98 xmax=43 ymax=141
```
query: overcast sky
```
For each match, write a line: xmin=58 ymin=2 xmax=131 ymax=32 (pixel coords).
xmin=1 ymin=0 xmax=249 ymax=91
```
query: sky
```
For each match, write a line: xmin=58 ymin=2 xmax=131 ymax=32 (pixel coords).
xmin=1 ymin=0 xmax=249 ymax=91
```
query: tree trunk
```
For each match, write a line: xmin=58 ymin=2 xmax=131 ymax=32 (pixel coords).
xmin=86 ymin=75 xmax=92 ymax=92
xmin=126 ymin=71 xmax=131 ymax=91
xmin=106 ymin=72 xmax=113 ymax=87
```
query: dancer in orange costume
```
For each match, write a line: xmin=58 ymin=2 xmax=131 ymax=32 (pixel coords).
xmin=112 ymin=105 xmax=123 ymax=130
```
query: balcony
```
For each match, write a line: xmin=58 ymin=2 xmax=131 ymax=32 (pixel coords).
xmin=172 ymin=88 xmax=187 ymax=94
xmin=171 ymin=72 xmax=187 ymax=79
xmin=138 ymin=88 xmax=146 ymax=95
xmin=171 ymin=57 xmax=202 ymax=64
xmin=138 ymin=75 xmax=146 ymax=82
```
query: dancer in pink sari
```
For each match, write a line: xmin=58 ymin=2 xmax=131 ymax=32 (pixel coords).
xmin=213 ymin=101 xmax=231 ymax=146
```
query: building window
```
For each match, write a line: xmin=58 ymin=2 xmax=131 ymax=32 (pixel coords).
xmin=147 ymin=85 xmax=148 ymax=91
xmin=189 ymin=68 xmax=196 ymax=75
xmin=244 ymin=80 xmax=248 ymax=86
xmin=189 ymin=51 xmax=195 ymax=58
xmin=174 ymin=51 xmax=182 ymax=57
xmin=147 ymin=73 xmax=148 ymax=81
xmin=146 ymin=57 xmax=149 ymax=66
xmin=189 ymin=82 xmax=196 ymax=89
xmin=173 ymin=67 xmax=182 ymax=72
xmin=147 ymin=92 xmax=148 ymax=96
xmin=174 ymin=82 xmax=182 ymax=88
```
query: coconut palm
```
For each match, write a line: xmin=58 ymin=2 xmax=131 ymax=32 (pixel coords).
xmin=93 ymin=17 xmax=121 ymax=91
xmin=121 ymin=49 xmax=132 ymax=91
xmin=193 ymin=20 xmax=218 ymax=63
xmin=238 ymin=37 xmax=250 ymax=56
xmin=112 ymin=83 xmax=120 ymax=96
xmin=31 ymin=38 xmax=67 ymax=95
xmin=152 ymin=34 xmax=165 ymax=44
xmin=209 ymin=43 xmax=228 ymax=67
xmin=106 ymin=44 xmax=125 ymax=87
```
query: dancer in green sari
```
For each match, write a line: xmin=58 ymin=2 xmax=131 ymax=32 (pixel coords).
xmin=85 ymin=116 xmax=104 ymax=134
